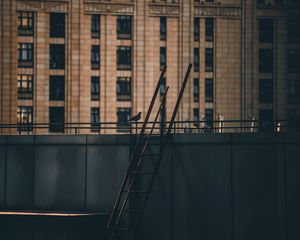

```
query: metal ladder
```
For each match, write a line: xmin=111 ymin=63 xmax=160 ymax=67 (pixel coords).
xmin=105 ymin=64 xmax=192 ymax=240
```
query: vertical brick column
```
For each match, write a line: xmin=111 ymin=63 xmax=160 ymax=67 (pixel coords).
xmin=0 ymin=0 xmax=17 ymax=134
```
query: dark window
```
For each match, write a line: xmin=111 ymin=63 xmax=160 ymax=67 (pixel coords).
xmin=18 ymin=12 xmax=34 ymax=36
xmin=117 ymin=108 xmax=131 ymax=132
xmin=160 ymin=17 xmax=167 ymax=40
xmin=205 ymin=18 xmax=214 ymax=42
xmin=17 ymin=106 xmax=33 ymax=132
xmin=117 ymin=46 xmax=132 ymax=70
xmin=91 ymin=108 xmax=100 ymax=132
xmin=50 ymin=13 xmax=65 ymax=38
xmin=117 ymin=15 xmax=132 ymax=39
xmin=18 ymin=43 xmax=33 ymax=68
xmin=193 ymin=108 xmax=200 ymax=128
xmin=117 ymin=77 xmax=131 ymax=101
xmin=205 ymin=108 xmax=214 ymax=129
xmin=205 ymin=78 xmax=213 ymax=102
xmin=194 ymin=17 xmax=200 ymax=41
xmin=257 ymin=0 xmax=265 ymax=5
xmin=160 ymin=47 xmax=166 ymax=70
xmin=194 ymin=78 xmax=199 ymax=102
xmin=18 ymin=75 xmax=33 ymax=99
xmin=287 ymin=79 xmax=300 ymax=103
xmin=288 ymin=108 xmax=300 ymax=121
xmin=259 ymin=109 xmax=273 ymax=132
xmin=259 ymin=49 xmax=273 ymax=73
xmin=50 ymin=44 xmax=65 ymax=69
xmin=287 ymin=19 xmax=300 ymax=43
xmin=194 ymin=48 xmax=199 ymax=72
xmin=259 ymin=19 xmax=274 ymax=43
xmin=206 ymin=0 xmax=214 ymax=2
xmin=160 ymin=77 xmax=167 ymax=98
xmin=49 ymin=76 xmax=65 ymax=101
xmin=205 ymin=48 xmax=213 ymax=72
xmin=49 ymin=107 xmax=64 ymax=133
xmin=287 ymin=50 xmax=300 ymax=73
xmin=91 ymin=45 xmax=100 ymax=69
xmin=91 ymin=76 xmax=100 ymax=101
xmin=91 ymin=15 xmax=100 ymax=38
xmin=259 ymin=79 xmax=273 ymax=103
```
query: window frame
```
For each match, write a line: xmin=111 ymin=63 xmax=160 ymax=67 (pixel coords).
xmin=49 ymin=75 xmax=65 ymax=101
xmin=117 ymin=46 xmax=132 ymax=70
xmin=50 ymin=12 xmax=66 ymax=38
xmin=18 ymin=74 xmax=33 ymax=100
xmin=91 ymin=45 xmax=100 ymax=69
xmin=117 ymin=15 xmax=132 ymax=40
xmin=117 ymin=77 xmax=131 ymax=101
xmin=18 ymin=11 xmax=34 ymax=36
xmin=18 ymin=43 xmax=34 ymax=68
xmin=49 ymin=44 xmax=65 ymax=70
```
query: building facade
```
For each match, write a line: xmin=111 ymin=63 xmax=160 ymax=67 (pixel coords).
xmin=0 ymin=0 xmax=299 ymax=134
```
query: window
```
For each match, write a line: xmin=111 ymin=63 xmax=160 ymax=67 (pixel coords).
xmin=194 ymin=78 xmax=199 ymax=102
xmin=160 ymin=17 xmax=167 ymax=40
xmin=91 ymin=108 xmax=100 ymax=132
xmin=50 ymin=44 xmax=65 ymax=69
xmin=194 ymin=48 xmax=199 ymax=72
xmin=288 ymin=108 xmax=300 ymax=122
xmin=49 ymin=76 xmax=65 ymax=101
xmin=205 ymin=78 xmax=213 ymax=103
xmin=18 ymin=43 xmax=33 ymax=68
xmin=50 ymin=13 xmax=65 ymax=38
xmin=193 ymin=109 xmax=200 ymax=128
xmin=205 ymin=18 xmax=214 ymax=42
xmin=117 ymin=108 xmax=131 ymax=132
xmin=205 ymin=108 xmax=214 ymax=129
xmin=18 ymin=12 xmax=34 ymax=36
xmin=259 ymin=19 xmax=273 ymax=43
xmin=17 ymin=106 xmax=33 ymax=132
xmin=117 ymin=46 xmax=132 ymax=70
xmin=160 ymin=47 xmax=166 ymax=70
xmin=287 ymin=50 xmax=300 ymax=73
xmin=287 ymin=19 xmax=300 ymax=43
xmin=91 ymin=45 xmax=100 ymax=69
xmin=194 ymin=17 xmax=200 ymax=41
xmin=256 ymin=0 xmax=265 ymax=5
xmin=91 ymin=15 xmax=100 ymax=38
xmin=49 ymin=107 xmax=64 ymax=133
xmin=117 ymin=15 xmax=132 ymax=39
xmin=259 ymin=79 xmax=273 ymax=103
xmin=259 ymin=49 xmax=273 ymax=73
xmin=91 ymin=76 xmax=100 ymax=101
xmin=205 ymin=48 xmax=213 ymax=72
xmin=117 ymin=77 xmax=131 ymax=101
xmin=18 ymin=75 xmax=33 ymax=100
xmin=160 ymin=77 xmax=167 ymax=99
xmin=287 ymin=79 xmax=300 ymax=103
xmin=259 ymin=109 xmax=273 ymax=132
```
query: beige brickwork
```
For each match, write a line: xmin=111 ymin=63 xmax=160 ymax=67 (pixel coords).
xmin=0 ymin=0 xmax=299 ymax=134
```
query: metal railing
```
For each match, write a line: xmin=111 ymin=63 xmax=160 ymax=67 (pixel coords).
xmin=0 ymin=119 xmax=291 ymax=135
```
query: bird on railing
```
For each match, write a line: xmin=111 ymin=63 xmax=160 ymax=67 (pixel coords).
xmin=129 ymin=112 xmax=142 ymax=123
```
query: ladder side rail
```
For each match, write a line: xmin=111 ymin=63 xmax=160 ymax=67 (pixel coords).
xmin=131 ymin=64 xmax=192 ymax=240
xmin=113 ymin=87 xmax=170 ymax=229
xmin=105 ymin=66 xmax=167 ymax=238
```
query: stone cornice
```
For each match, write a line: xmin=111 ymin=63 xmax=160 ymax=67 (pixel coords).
xmin=17 ymin=1 xmax=68 ymax=12
xmin=84 ymin=1 xmax=134 ymax=15
xmin=148 ymin=3 xmax=180 ymax=17
xmin=194 ymin=5 xmax=242 ymax=18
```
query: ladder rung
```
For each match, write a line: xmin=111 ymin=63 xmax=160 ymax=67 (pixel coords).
xmin=123 ymin=190 xmax=146 ymax=194
xmin=129 ymin=171 xmax=153 ymax=175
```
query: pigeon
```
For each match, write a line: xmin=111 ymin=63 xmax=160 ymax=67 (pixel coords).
xmin=129 ymin=112 xmax=142 ymax=122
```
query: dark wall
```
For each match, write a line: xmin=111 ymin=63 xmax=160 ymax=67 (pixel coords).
xmin=0 ymin=133 xmax=299 ymax=240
